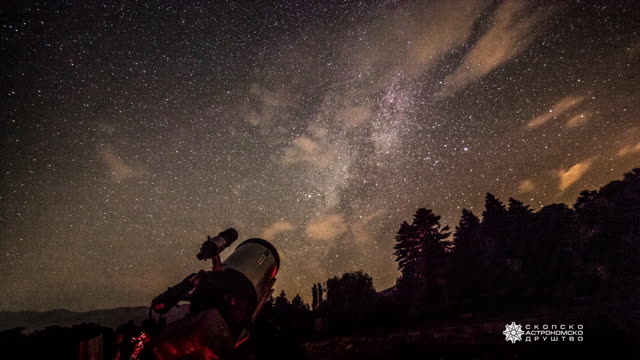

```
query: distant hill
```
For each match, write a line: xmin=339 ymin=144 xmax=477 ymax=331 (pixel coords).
xmin=0 ymin=305 xmax=190 ymax=332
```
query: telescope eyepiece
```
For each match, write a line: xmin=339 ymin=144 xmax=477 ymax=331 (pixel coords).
xmin=196 ymin=228 xmax=238 ymax=260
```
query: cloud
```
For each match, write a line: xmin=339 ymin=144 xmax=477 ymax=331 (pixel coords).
xmin=517 ymin=179 xmax=536 ymax=193
xmin=260 ymin=221 xmax=295 ymax=241
xmin=558 ymin=159 xmax=593 ymax=190
xmin=306 ymin=214 xmax=347 ymax=241
xmin=281 ymin=126 xmax=336 ymax=169
xmin=346 ymin=0 xmax=490 ymax=87
xmin=399 ymin=0 xmax=492 ymax=78
xmin=440 ymin=0 xmax=553 ymax=96
xmin=277 ymin=119 xmax=351 ymax=210
xmin=611 ymin=126 xmax=640 ymax=158
xmin=617 ymin=142 xmax=640 ymax=157
xmin=99 ymin=146 xmax=143 ymax=182
xmin=527 ymin=95 xmax=586 ymax=129
xmin=281 ymin=136 xmax=334 ymax=168
xmin=565 ymin=112 xmax=591 ymax=128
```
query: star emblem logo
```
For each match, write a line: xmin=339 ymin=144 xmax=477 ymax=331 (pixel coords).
xmin=503 ymin=322 xmax=525 ymax=343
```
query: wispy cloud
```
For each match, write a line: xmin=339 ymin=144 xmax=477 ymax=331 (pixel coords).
xmin=440 ymin=0 xmax=554 ymax=97
xmin=399 ymin=0 xmax=492 ymax=79
xmin=99 ymin=146 xmax=144 ymax=182
xmin=346 ymin=0 xmax=490 ymax=89
xmin=517 ymin=179 xmax=536 ymax=193
xmin=617 ymin=142 xmax=640 ymax=157
xmin=280 ymin=126 xmax=336 ymax=169
xmin=527 ymin=95 xmax=585 ymax=129
xmin=558 ymin=159 xmax=593 ymax=190
xmin=306 ymin=214 xmax=347 ymax=241
xmin=260 ymin=221 xmax=295 ymax=241
xmin=565 ymin=112 xmax=591 ymax=128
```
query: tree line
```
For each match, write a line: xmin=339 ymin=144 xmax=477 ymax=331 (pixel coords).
xmin=261 ymin=168 xmax=640 ymax=340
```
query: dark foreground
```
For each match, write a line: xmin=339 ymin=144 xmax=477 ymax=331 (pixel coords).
xmin=1 ymin=302 xmax=636 ymax=360
xmin=302 ymin=307 xmax=631 ymax=359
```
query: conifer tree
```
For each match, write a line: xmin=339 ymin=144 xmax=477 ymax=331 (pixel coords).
xmin=394 ymin=208 xmax=451 ymax=306
xmin=453 ymin=209 xmax=481 ymax=259
xmin=312 ymin=284 xmax=318 ymax=311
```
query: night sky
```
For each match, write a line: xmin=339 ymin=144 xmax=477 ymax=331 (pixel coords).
xmin=1 ymin=0 xmax=639 ymax=311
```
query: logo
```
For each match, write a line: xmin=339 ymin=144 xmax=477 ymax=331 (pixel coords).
xmin=503 ymin=322 xmax=525 ymax=343
xmin=502 ymin=322 xmax=584 ymax=342
xmin=258 ymin=250 xmax=269 ymax=265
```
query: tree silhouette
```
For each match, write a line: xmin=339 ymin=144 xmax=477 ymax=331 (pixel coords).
xmin=274 ymin=290 xmax=289 ymax=312
xmin=323 ymin=271 xmax=377 ymax=333
xmin=453 ymin=209 xmax=481 ymax=261
xmin=450 ymin=209 xmax=484 ymax=304
xmin=394 ymin=208 xmax=451 ymax=307
xmin=393 ymin=221 xmax=416 ymax=277
xmin=526 ymin=203 xmax=578 ymax=301
xmin=317 ymin=283 xmax=324 ymax=308
xmin=481 ymin=193 xmax=508 ymax=253
xmin=312 ymin=284 xmax=319 ymax=311
xmin=506 ymin=197 xmax=534 ymax=259
xmin=291 ymin=294 xmax=308 ymax=312
xmin=574 ymin=168 xmax=640 ymax=301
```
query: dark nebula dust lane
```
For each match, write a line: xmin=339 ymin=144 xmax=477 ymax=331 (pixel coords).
xmin=1 ymin=0 xmax=639 ymax=311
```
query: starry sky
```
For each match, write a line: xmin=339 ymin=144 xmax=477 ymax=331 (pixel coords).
xmin=1 ymin=0 xmax=639 ymax=311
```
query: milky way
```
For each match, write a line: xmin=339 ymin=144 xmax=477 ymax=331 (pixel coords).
xmin=1 ymin=0 xmax=639 ymax=311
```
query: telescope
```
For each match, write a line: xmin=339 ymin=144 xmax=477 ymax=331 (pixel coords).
xmin=128 ymin=228 xmax=280 ymax=360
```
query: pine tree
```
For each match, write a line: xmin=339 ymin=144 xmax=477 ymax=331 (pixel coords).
xmin=506 ymin=197 xmax=534 ymax=262
xmin=393 ymin=221 xmax=417 ymax=276
xmin=453 ymin=209 xmax=481 ymax=259
xmin=507 ymin=197 xmax=532 ymax=216
xmin=317 ymin=283 xmax=324 ymax=306
xmin=292 ymin=294 xmax=307 ymax=311
xmin=274 ymin=290 xmax=289 ymax=311
xmin=394 ymin=208 xmax=451 ymax=306
xmin=482 ymin=193 xmax=507 ymax=230
xmin=451 ymin=208 xmax=483 ymax=303
xmin=312 ymin=284 xmax=318 ymax=311
xmin=482 ymin=193 xmax=508 ymax=258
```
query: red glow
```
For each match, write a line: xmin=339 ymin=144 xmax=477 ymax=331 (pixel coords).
xmin=203 ymin=348 xmax=221 ymax=360
xmin=234 ymin=335 xmax=249 ymax=349
xmin=165 ymin=344 xmax=178 ymax=355
xmin=270 ymin=265 xmax=278 ymax=279
xmin=130 ymin=332 xmax=149 ymax=360
xmin=152 ymin=336 xmax=223 ymax=360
